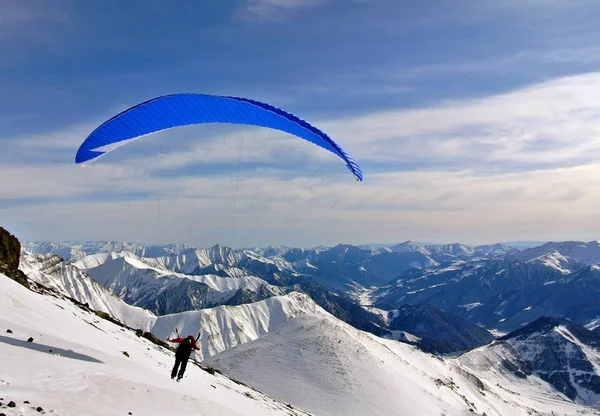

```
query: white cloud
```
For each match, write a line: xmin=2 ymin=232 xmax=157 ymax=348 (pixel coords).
xmin=5 ymin=72 xmax=600 ymax=246
xmin=4 ymin=163 xmax=600 ymax=247
xmin=322 ymin=72 xmax=600 ymax=169
xmin=234 ymin=0 xmax=322 ymax=22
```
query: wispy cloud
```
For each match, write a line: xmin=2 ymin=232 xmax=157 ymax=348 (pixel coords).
xmin=0 ymin=0 xmax=67 ymax=40
xmin=233 ymin=0 xmax=322 ymax=22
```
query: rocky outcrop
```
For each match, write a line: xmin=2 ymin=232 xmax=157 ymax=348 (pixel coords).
xmin=0 ymin=227 xmax=29 ymax=288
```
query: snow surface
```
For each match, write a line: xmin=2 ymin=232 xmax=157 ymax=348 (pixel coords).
xmin=0 ymin=274 xmax=310 ymax=416
xmin=460 ymin=302 xmax=483 ymax=311
xmin=587 ymin=317 xmax=600 ymax=332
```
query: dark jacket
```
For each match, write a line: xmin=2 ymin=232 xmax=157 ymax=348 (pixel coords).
xmin=169 ymin=336 xmax=199 ymax=359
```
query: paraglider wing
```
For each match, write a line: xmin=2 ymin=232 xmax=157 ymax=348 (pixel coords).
xmin=75 ymin=94 xmax=363 ymax=181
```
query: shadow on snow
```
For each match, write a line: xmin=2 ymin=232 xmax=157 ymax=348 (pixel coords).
xmin=0 ymin=335 xmax=103 ymax=363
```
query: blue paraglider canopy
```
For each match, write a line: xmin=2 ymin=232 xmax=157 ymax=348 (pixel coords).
xmin=75 ymin=94 xmax=363 ymax=181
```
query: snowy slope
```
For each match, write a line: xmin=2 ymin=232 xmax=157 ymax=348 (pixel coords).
xmin=151 ymin=292 xmax=325 ymax=361
xmin=206 ymin=312 xmax=593 ymax=416
xmin=0 ymin=274 xmax=309 ymax=416
xmin=19 ymin=251 xmax=156 ymax=331
xmin=206 ymin=314 xmax=592 ymax=416
xmin=207 ymin=313 xmax=467 ymax=416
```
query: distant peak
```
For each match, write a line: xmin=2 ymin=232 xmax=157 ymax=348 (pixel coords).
xmin=500 ymin=316 xmax=576 ymax=340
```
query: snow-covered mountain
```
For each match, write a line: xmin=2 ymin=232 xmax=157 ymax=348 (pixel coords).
xmin=144 ymin=245 xmax=289 ymax=278
xmin=74 ymin=253 xmax=285 ymax=315
xmin=459 ymin=317 xmax=600 ymax=408
xmin=473 ymin=243 xmax=517 ymax=258
xmin=26 ymin=240 xmax=513 ymax=291
xmin=373 ymin=244 xmax=600 ymax=332
xmin=509 ymin=240 xmax=600 ymax=266
xmin=151 ymin=292 xmax=326 ymax=360
xmin=19 ymin=251 xmax=156 ymax=331
xmin=387 ymin=241 xmax=518 ymax=263
xmin=278 ymin=243 xmax=438 ymax=289
xmin=22 ymin=240 xmax=192 ymax=262
xmin=0 ymin=273 xmax=310 ymax=416
xmin=27 ymin=245 xmax=390 ymax=338
xmin=205 ymin=311 xmax=595 ymax=416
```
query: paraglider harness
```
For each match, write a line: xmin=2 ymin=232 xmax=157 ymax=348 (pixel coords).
xmin=176 ymin=335 xmax=197 ymax=358
xmin=170 ymin=328 xmax=201 ymax=359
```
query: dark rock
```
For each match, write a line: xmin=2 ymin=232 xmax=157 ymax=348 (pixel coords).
xmin=122 ymin=351 xmax=130 ymax=358
xmin=23 ymin=400 xmax=29 ymax=404
xmin=0 ymin=227 xmax=29 ymax=289
xmin=27 ymin=337 xmax=34 ymax=343
xmin=7 ymin=401 xmax=16 ymax=407
xmin=6 ymin=329 xmax=12 ymax=334
xmin=37 ymin=407 xmax=43 ymax=412
xmin=128 ymin=413 xmax=132 ymax=415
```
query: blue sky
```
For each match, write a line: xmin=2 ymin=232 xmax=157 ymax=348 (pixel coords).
xmin=2 ymin=0 xmax=600 ymax=248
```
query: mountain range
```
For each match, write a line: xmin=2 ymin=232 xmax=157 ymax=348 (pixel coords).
xmin=5 ymin=229 xmax=600 ymax=414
